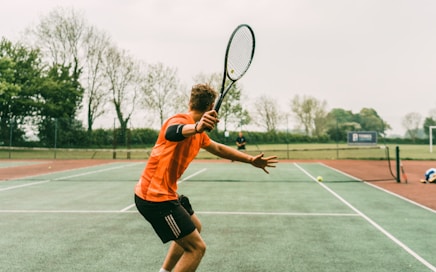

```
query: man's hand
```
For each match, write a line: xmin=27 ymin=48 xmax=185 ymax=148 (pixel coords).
xmin=197 ymin=110 xmax=219 ymax=132
xmin=250 ymin=153 xmax=278 ymax=174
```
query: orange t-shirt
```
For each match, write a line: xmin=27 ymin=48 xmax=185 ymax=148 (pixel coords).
xmin=135 ymin=113 xmax=211 ymax=202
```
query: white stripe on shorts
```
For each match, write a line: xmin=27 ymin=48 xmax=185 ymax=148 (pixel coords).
xmin=164 ymin=214 xmax=181 ymax=238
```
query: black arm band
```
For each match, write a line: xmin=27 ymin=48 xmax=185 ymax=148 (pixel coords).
xmin=165 ymin=124 xmax=186 ymax=142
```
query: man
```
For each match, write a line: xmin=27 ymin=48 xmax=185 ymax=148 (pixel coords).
xmin=236 ymin=131 xmax=247 ymax=150
xmin=421 ymin=168 xmax=436 ymax=183
xmin=135 ymin=84 xmax=278 ymax=272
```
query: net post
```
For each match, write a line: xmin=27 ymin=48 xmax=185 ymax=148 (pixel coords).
xmin=54 ymin=118 xmax=58 ymax=159
xmin=9 ymin=117 xmax=13 ymax=159
xmin=395 ymin=146 xmax=400 ymax=183
xmin=127 ymin=128 xmax=131 ymax=160
xmin=430 ymin=126 xmax=436 ymax=153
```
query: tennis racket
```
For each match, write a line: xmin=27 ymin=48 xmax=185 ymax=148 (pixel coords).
xmin=214 ymin=24 xmax=256 ymax=113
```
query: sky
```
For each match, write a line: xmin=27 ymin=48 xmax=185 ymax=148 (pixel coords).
xmin=1 ymin=0 xmax=436 ymax=136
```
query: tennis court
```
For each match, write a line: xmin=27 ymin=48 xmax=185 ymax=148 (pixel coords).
xmin=0 ymin=160 xmax=435 ymax=272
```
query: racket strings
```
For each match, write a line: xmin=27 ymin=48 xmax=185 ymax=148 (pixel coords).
xmin=227 ymin=27 xmax=254 ymax=81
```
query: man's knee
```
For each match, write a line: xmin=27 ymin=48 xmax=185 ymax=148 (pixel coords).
xmin=197 ymin=240 xmax=206 ymax=255
xmin=186 ymin=238 xmax=206 ymax=256
xmin=176 ymin=230 xmax=206 ymax=256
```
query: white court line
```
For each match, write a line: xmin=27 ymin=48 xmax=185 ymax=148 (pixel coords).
xmin=196 ymin=211 xmax=358 ymax=216
xmin=0 ymin=162 xmax=143 ymax=192
xmin=119 ymin=168 xmax=207 ymax=212
xmin=0 ymin=161 xmax=140 ymax=182
xmin=120 ymin=204 xmax=135 ymax=212
xmin=0 ymin=209 xmax=357 ymax=217
xmin=0 ymin=180 xmax=51 ymax=192
xmin=0 ymin=210 xmax=130 ymax=213
xmin=177 ymin=168 xmax=207 ymax=184
xmin=295 ymin=163 xmax=436 ymax=272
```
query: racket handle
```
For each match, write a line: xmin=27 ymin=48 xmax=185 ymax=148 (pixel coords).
xmin=213 ymin=100 xmax=222 ymax=113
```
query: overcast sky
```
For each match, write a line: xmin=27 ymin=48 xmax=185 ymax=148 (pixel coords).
xmin=2 ymin=0 xmax=436 ymax=135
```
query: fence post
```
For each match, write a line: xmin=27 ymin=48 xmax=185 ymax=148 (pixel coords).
xmin=9 ymin=118 xmax=13 ymax=159
xmin=395 ymin=146 xmax=400 ymax=183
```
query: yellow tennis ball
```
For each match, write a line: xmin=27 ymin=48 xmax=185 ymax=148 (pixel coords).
xmin=230 ymin=69 xmax=234 ymax=73
xmin=317 ymin=176 xmax=323 ymax=182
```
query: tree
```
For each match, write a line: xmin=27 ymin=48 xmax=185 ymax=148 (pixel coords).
xmin=290 ymin=95 xmax=328 ymax=136
xmin=312 ymin=101 xmax=328 ymax=137
xmin=253 ymin=95 xmax=280 ymax=132
xmin=327 ymin=108 xmax=354 ymax=123
xmin=219 ymin=84 xmax=251 ymax=132
xmin=26 ymin=7 xmax=110 ymax=133
xmin=172 ymin=83 xmax=190 ymax=114
xmin=193 ymin=72 xmax=250 ymax=131
xmin=325 ymin=108 xmax=391 ymax=142
xmin=423 ymin=109 xmax=436 ymax=140
xmin=37 ymin=64 xmax=84 ymax=147
xmin=27 ymin=7 xmax=85 ymax=84
xmin=0 ymin=38 xmax=43 ymax=145
xmin=104 ymin=45 xmax=141 ymax=145
xmin=402 ymin=112 xmax=422 ymax=142
xmin=141 ymin=62 xmax=179 ymax=126
xmin=0 ymin=38 xmax=84 ymax=146
xmin=325 ymin=109 xmax=357 ymax=141
xmin=82 ymin=26 xmax=111 ymax=132
xmin=357 ymin=108 xmax=390 ymax=135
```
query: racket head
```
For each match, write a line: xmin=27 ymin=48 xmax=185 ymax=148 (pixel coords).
xmin=225 ymin=24 xmax=256 ymax=82
xmin=213 ymin=24 xmax=255 ymax=114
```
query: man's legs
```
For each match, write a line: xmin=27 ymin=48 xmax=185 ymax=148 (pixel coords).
xmin=162 ymin=214 xmax=203 ymax=272
xmin=173 ymin=229 xmax=206 ymax=272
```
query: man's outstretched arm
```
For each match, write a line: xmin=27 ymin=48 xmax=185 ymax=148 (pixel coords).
xmin=204 ymin=141 xmax=278 ymax=174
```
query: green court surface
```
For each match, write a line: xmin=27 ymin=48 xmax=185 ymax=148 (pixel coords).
xmin=0 ymin=161 xmax=435 ymax=272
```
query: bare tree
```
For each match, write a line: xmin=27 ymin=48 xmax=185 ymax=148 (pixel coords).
xmin=141 ymin=63 xmax=179 ymax=126
xmin=104 ymin=45 xmax=141 ymax=142
xmin=82 ymin=27 xmax=111 ymax=132
xmin=312 ymin=100 xmax=328 ymax=137
xmin=253 ymin=95 xmax=280 ymax=132
xmin=402 ymin=112 xmax=422 ymax=142
xmin=27 ymin=7 xmax=86 ymax=80
xmin=290 ymin=95 xmax=327 ymax=136
xmin=172 ymin=83 xmax=190 ymax=114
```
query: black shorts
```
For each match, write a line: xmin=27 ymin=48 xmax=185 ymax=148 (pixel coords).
xmin=135 ymin=194 xmax=196 ymax=243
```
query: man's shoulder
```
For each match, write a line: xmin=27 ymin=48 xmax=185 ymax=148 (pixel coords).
xmin=166 ymin=113 xmax=193 ymax=124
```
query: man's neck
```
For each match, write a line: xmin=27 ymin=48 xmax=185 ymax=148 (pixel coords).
xmin=188 ymin=110 xmax=204 ymax=122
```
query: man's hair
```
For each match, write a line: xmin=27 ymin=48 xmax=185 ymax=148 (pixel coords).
xmin=189 ymin=84 xmax=217 ymax=112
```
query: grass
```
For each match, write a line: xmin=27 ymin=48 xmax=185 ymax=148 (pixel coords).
xmin=0 ymin=143 xmax=434 ymax=160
